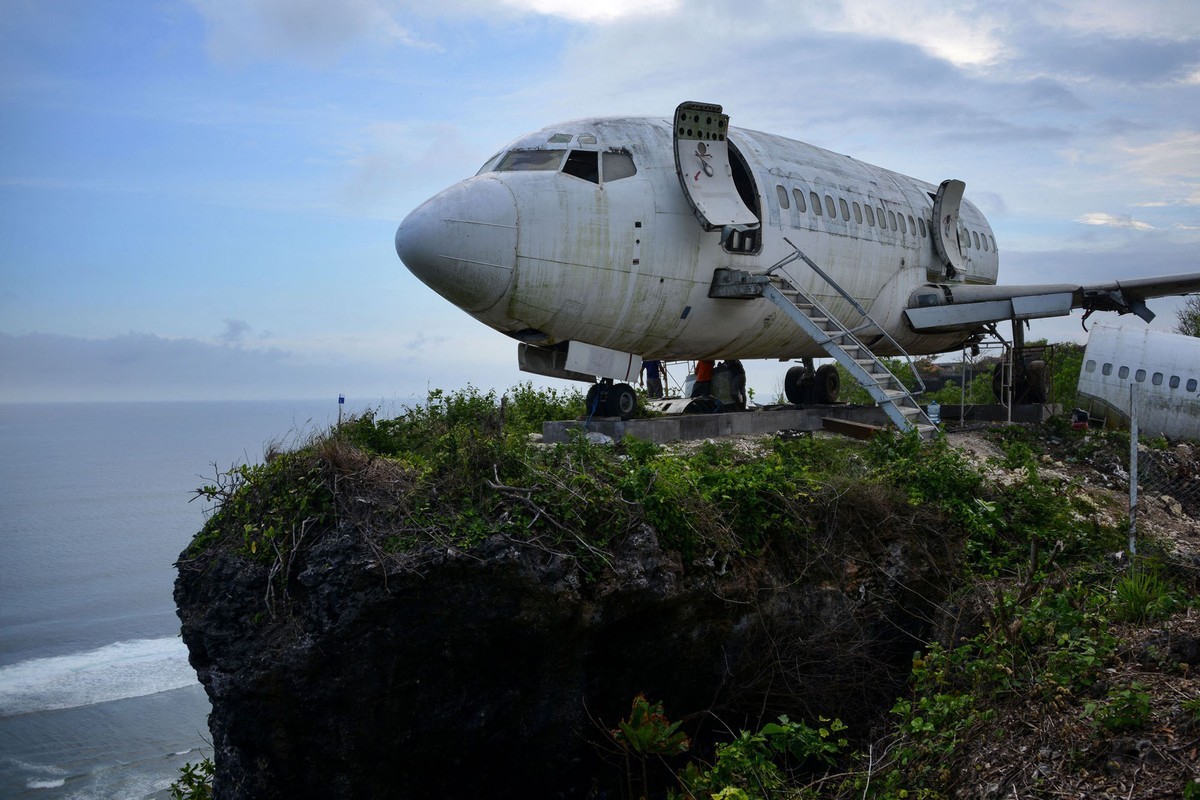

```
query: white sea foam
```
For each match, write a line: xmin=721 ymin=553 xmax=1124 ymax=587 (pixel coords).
xmin=0 ymin=637 xmax=197 ymax=716
xmin=27 ymin=778 xmax=67 ymax=788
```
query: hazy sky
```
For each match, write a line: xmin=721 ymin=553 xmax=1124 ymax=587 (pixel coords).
xmin=2 ymin=0 xmax=1198 ymax=402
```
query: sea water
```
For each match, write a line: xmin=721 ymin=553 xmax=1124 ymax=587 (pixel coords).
xmin=0 ymin=400 xmax=396 ymax=799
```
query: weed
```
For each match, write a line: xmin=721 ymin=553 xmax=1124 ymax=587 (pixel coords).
xmin=1113 ymin=563 xmax=1176 ymax=623
xmin=1085 ymin=683 xmax=1152 ymax=735
xmin=169 ymin=757 xmax=213 ymax=800
xmin=679 ymin=716 xmax=848 ymax=799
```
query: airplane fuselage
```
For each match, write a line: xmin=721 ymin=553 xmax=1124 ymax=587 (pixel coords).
xmin=396 ymin=114 xmax=999 ymax=364
xmin=1079 ymin=322 xmax=1200 ymax=440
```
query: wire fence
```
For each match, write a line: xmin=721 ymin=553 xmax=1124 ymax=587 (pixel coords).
xmin=1131 ymin=442 xmax=1200 ymax=537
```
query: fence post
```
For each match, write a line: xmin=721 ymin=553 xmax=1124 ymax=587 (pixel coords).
xmin=1128 ymin=384 xmax=1138 ymax=559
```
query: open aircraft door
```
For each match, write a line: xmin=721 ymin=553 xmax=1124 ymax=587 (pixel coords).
xmin=931 ymin=179 xmax=968 ymax=280
xmin=673 ymin=102 xmax=760 ymax=244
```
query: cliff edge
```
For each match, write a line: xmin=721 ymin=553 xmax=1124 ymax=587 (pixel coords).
xmin=175 ymin=410 xmax=964 ymax=799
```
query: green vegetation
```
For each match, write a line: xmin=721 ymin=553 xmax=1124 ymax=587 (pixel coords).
xmin=168 ymin=756 xmax=213 ymax=800
xmin=185 ymin=384 xmax=1199 ymax=799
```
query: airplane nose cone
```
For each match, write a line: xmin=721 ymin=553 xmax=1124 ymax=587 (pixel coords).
xmin=395 ymin=177 xmax=517 ymax=314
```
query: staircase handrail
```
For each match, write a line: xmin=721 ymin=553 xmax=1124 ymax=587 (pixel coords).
xmin=765 ymin=238 xmax=927 ymax=395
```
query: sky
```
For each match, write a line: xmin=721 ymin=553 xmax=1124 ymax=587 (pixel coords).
xmin=1 ymin=0 xmax=1198 ymax=402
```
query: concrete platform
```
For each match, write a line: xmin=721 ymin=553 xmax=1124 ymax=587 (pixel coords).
xmin=542 ymin=404 xmax=895 ymax=445
xmin=936 ymin=403 xmax=1058 ymax=424
xmin=543 ymin=402 xmax=1059 ymax=445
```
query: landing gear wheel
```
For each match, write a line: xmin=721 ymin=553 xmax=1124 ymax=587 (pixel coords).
xmin=585 ymin=384 xmax=604 ymax=416
xmin=727 ymin=360 xmax=747 ymax=410
xmin=606 ymin=383 xmax=638 ymax=420
xmin=1023 ymin=360 xmax=1048 ymax=403
xmin=814 ymin=364 xmax=840 ymax=404
xmin=783 ymin=365 xmax=808 ymax=404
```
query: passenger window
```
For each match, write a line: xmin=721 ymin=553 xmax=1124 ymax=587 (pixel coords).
xmin=898 ymin=214 xmax=907 ymax=234
xmin=973 ymin=231 xmax=981 ymax=249
xmin=1135 ymin=369 xmax=1147 ymax=382
xmin=1188 ymin=379 xmax=1198 ymax=392
xmin=1152 ymin=372 xmax=1164 ymax=386
xmin=811 ymin=191 xmax=822 ymax=215
xmin=839 ymin=198 xmax=850 ymax=221
xmin=602 ymin=151 xmax=637 ymax=181
xmin=989 ymin=234 xmax=996 ymax=251
xmin=497 ymin=149 xmax=564 ymax=171
xmin=1085 ymin=360 xmax=1097 ymax=373
xmin=825 ymin=195 xmax=836 ymax=217
xmin=853 ymin=202 xmax=863 ymax=223
xmin=919 ymin=217 xmax=927 ymax=237
xmin=1102 ymin=363 xmax=1113 ymax=376
xmin=1119 ymin=366 xmax=1130 ymax=379
xmin=962 ymin=229 xmax=972 ymax=248
xmin=562 ymin=150 xmax=599 ymax=183
xmin=865 ymin=204 xmax=876 ymax=226
xmin=793 ymin=188 xmax=807 ymax=212
xmin=877 ymin=206 xmax=886 ymax=225
xmin=777 ymin=185 xmax=790 ymax=209
xmin=1169 ymin=376 xmax=1180 ymax=389
xmin=981 ymin=233 xmax=989 ymax=251
xmin=888 ymin=211 xmax=897 ymax=231
xmin=908 ymin=215 xmax=916 ymax=233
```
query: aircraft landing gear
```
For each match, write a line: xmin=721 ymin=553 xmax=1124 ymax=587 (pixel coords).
xmin=814 ymin=364 xmax=840 ymax=404
xmin=784 ymin=364 xmax=809 ymax=404
xmin=585 ymin=379 xmax=638 ymax=420
xmin=783 ymin=360 xmax=840 ymax=405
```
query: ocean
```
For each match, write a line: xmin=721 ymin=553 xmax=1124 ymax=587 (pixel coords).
xmin=0 ymin=400 xmax=395 ymax=799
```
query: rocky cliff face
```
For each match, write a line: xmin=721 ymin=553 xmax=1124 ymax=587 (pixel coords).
xmin=176 ymin=455 xmax=963 ymax=799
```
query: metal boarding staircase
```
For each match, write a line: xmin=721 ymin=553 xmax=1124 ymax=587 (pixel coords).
xmin=711 ymin=240 xmax=938 ymax=439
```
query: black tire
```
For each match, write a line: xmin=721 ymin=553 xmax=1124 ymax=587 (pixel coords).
xmin=585 ymin=384 xmax=604 ymax=416
xmin=683 ymin=395 xmax=721 ymax=414
xmin=1023 ymin=360 xmax=1048 ymax=403
xmin=814 ymin=364 xmax=840 ymax=404
xmin=606 ymin=383 xmax=638 ymax=420
xmin=783 ymin=365 xmax=808 ymax=404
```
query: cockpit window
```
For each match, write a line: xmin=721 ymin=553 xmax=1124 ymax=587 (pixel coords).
xmin=561 ymin=150 xmax=637 ymax=185
xmin=475 ymin=151 xmax=504 ymax=175
xmin=602 ymin=151 xmax=637 ymax=182
xmin=562 ymin=150 xmax=599 ymax=183
xmin=496 ymin=149 xmax=564 ymax=171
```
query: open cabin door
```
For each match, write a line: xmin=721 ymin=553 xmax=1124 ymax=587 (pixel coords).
xmin=673 ymin=102 xmax=760 ymax=248
xmin=931 ymin=179 xmax=968 ymax=280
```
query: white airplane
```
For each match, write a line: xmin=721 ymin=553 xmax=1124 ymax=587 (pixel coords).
xmin=1078 ymin=322 xmax=1200 ymax=441
xmin=395 ymin=101 xmax=1200 ymax=427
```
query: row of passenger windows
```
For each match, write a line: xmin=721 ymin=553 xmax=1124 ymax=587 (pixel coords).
xmin=1084 ymin=359 xmax=1199 ymax=392
xmin=774 ymin=183 xmax=996 ymax=252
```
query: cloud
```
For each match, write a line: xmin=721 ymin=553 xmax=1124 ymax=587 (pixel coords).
xmin=218 ymin=318 xmax=252 ymax=345
xmin=188 ymin=0 xmax=431 ymax=66
xmin=812 ymin=0 xmax=1007 ymax=69
xmin=1077 ymin=213 xmax=1155 ymax=231
xmin=496 ymin=0 xmax=682 ymax=23
xmin=337 ymin=121 xmax=482 ymax=217
xmin=0 ymin=328 xmax=557 ymax=403
xmin=1038 ymin=0 xmax=1200 ymax=43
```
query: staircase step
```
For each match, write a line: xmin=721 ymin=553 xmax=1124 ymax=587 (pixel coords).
xmin=762 ymin=261 xmax=937 ymax=440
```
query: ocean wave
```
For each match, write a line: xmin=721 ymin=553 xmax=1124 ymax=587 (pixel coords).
xmin=0 ymin=637 xmax=198 ymax=716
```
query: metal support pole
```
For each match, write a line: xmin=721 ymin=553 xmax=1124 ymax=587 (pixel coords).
xmin=1128 ymin=384 xmax=1138 ymax=559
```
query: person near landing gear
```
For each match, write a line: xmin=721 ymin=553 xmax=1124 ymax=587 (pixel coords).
xmin=692 ymin=359 xmax=714 ymax=397
xmin=641 ymin=360 xmax=663 ymax=399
